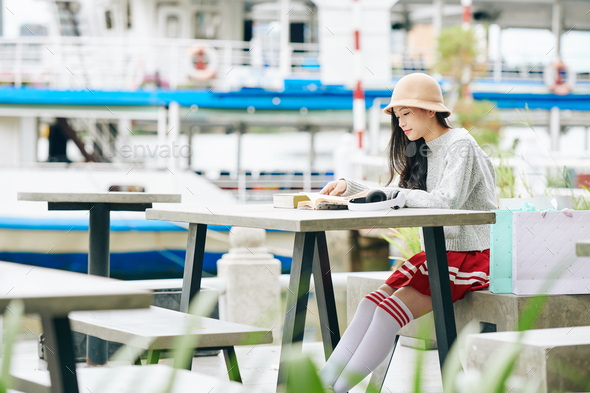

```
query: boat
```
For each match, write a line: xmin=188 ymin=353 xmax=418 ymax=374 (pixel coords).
xmin=0 ymin=165 xmax=295 ymax=279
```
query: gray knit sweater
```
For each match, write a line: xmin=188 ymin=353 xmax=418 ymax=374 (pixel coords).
xmin=342 ymin=128 xmax=498 ymax=252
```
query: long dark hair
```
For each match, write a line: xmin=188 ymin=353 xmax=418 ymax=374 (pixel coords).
xmin=386 ymin=111 xmax=451 ymax=191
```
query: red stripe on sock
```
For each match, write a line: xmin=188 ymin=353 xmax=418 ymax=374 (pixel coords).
xmin=364 ymin=291 xmax=386 ymax=305
xmin=364 ymin=295 xmax=381 ymax=306
xmin=390 ymin=299 xmax=411 ymax=325
xmin=372 ymin=291 xmax=386 ymax=301
xmin=380 ymin=299 xmax=407 ymax=326
xmin=377 ymin=303 xmax=403 ymax=326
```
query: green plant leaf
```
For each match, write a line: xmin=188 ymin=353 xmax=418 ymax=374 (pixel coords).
xmin=285 ymin=354 xmax=326 ymax=393
xmin=0 ymin=299 xmax=24 ymax=392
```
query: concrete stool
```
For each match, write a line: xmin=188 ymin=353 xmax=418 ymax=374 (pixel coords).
xmin=464 ymin=326 xmax=590 ymax=393
xmin=10 ymin=364 xmax=247 ymax=393
xmin=69 ymin=306 xmax=273 ymax=382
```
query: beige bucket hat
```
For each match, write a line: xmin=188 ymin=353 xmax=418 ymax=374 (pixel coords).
xmin=383 ymin=73 xmax=451 ymax=118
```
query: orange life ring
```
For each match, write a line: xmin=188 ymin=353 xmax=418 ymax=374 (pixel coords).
xmin=544 ymin=58 xmax=575 ymax=95
xmin=187 ymin=44 xmax=218 ymax=81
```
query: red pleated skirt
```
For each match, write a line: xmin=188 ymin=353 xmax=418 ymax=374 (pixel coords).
xmin=385 ymin=249 xmax=490 ymax=302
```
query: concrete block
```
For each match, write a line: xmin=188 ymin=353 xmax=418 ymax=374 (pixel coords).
xmin=347 ymin=273 xmax=590 ymax=349
xmin=217 ymin=227 xmax=282 ymax=343
xmin=464 ymin=327 xmax=590 ymax=393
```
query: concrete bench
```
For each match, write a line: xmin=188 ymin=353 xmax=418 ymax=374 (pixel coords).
xmin=42 ymin=282 xmax=221 ymax=362
xmin=346 ymin=272 xmax=590 ymax=392
xmin=68 ymin=306 xmax=273 ymax=383
xmin=10 ymin=363 xmax=247 ymax=393
xmin=464 ymin=326 xmax=590 ymax=393
xmin=347 ymin=272 xmax=590 ymax=348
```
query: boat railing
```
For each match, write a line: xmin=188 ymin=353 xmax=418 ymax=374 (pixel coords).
xmin=0 ymin=36 xmax=321 ymax=90
xmin=0 ymin=36 xmax=587 ymax=90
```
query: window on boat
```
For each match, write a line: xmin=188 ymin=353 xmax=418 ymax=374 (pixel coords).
xmin=105 ymin=10 xmax=113 ymax=30
xmin=166 ymin=15 xmax=180 ymax=38
xmin=193 ymin=11 xmax=220 ymax=39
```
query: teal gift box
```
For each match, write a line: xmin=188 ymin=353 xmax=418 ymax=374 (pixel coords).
xmin=489 ymin=198 xmax=572 ymax=293
xmin=489 ymin=201 xmax=551 ymax=294
xmin=490 ymin=209 xmax=514 ymax=293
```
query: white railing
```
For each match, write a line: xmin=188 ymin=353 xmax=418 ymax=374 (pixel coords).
xmin=0 ymin=36 xmax=588 ymax=91
xmin=0 ymin=36 xmax=321 ymax=90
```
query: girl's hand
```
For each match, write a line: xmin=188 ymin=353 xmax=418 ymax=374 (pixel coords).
xmin=348 ymin=189 xmax=371 ymax=200
xmin=320 ymin=180 xmax=347 ymax=196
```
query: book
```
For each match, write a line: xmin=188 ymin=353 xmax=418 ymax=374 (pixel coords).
xmin=273 ymin=193 xmax=311 ymax=209
xmin=273 ymin=193 xmax=348 ymax=210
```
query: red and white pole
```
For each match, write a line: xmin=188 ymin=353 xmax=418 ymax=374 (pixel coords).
xmin=461 ymin=0 xmax=473 ymax=100
xmin=461 ymin=0 xmax=472 ymax=28
xmin=352 ymin=0 xmax=365 ymax=150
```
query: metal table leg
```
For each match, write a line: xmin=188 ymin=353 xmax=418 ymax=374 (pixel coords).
xmin=180 ymin=223 xmax=208 ymax=313
xmin=312 ymin=231 xmax=340 ymax=359
xmin=42 ymin=315 xmax=79 ymax=393
xmin=87 ymin=203 xmax=110 ymax=365
xmin=422 ymin=226 xmax=457 ymax=369
xmin=277 ymin=232 xmax=316 ymax=388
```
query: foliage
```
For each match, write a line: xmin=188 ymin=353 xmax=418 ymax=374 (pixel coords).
xmin=381 ymin=227 xmax=422 ymax=264
xmin=0 ymin=299 xmax=24 ymax=393
xmin=452 ymin=99 xmax=501 ymax=148
xmin=285 ymin=354 xmax=325 ymax=393
xmin=435 ymin=26 xmax=480 ymax=86
xmin=435 ymin=26 xmax=500 ymax=149
xmin=496 ymin=153 xmax=516 ymax=199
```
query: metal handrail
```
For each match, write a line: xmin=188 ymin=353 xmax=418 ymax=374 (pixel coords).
xmin=1 ymin=36 xmax=588 ymax=90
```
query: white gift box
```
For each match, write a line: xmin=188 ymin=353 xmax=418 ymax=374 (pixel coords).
xmin=512 ymin=210 xmax=590 ymax=295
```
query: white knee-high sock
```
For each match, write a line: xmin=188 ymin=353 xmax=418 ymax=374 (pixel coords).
xmin=332 ymin=296 xmax=414 ymax=393
xmin=318 ymin=289 xmax=390 ymax=387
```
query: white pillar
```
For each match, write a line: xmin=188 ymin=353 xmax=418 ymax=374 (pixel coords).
xmin=279 ymin=0 xmax=292 ymax=78
xmin=492 ymin=24 xmax=502 ymax=82
xmin=118 ymin=117 xmax=132 ymax=145
xmin=550 ymin=106 xmax=560 ymax=152
xmin=552 ymin=0 xmax=563 ymax=57
xmin=433 ymin=0 xmax=443 ymax=38
xmin=168 ymin=101 xmax=180 ymax=172
xmin=88 ymin=118 xmax=98 ymax=160
xmin=305 ymin=129 xmax=314 ymax=193
xmin=369 ymin=98 xmax=382 ymax=156
xmin=19 ymin=117 xmax=37 ymax=164
xmin=157 ymin=106 xmax=167 ymax=169
xmin=217 ymin=227 xmax=282 ymax=344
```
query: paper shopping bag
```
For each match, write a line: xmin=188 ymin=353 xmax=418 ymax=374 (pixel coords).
xmin=512 ymin=210 xmax=590 ymax=295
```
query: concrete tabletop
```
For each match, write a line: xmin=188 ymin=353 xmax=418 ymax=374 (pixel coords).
xmin=576 ymin=240 xmax=590 ymax=257
xmin=17 ymin=192 xmax=181 ymax=204
xmin=146 ymin=204 xmax=496 ymax=232
xmin=467 ymin=326 xmax=590 ymax=348
xmin=69 ymin=306 xmax=273 ymax=350
xmin=10 ymin=364 xmax=246 ymax=393
xmin=0 ymin=261 xmax=152 ymax=316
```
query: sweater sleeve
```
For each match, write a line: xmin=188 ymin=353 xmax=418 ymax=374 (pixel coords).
xmin=388 ymin=140 xmax=476 ymax=209
xmin=340 ymin=173 xmax=401 ymax=198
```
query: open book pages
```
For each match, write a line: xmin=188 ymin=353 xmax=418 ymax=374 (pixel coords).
xmin=273 ymin=192 xmax=349 ymax=209
xmin=296 ymin=193 xmax=348 ymax=210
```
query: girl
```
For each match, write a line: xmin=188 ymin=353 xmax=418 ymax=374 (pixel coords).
xmin=318 ymin=73 xmax=497 ymax=392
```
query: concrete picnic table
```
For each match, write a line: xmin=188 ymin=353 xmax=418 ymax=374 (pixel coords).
xmin=0 ymin=261 xmax=152 ymax=393
xmin=16 ymin=192 xmax=181 ymax=364
xmin=145 ymin=204 xmax=496 ymax=387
